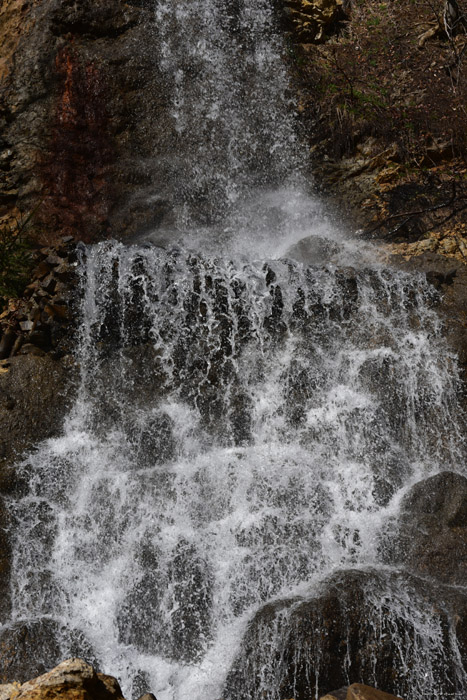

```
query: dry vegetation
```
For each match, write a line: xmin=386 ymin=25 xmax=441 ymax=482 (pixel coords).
xmin=288 ymin=0 xmax=467 ymax=243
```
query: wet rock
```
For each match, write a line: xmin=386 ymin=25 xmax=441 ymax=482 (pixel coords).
xmin=0 ymin=354 xmax=75 ymax=465
xmin=224 ymin=568 xmax=467 ymax=700
xmin=0 ymin=354 xmax=75 ymax=621
xmin=389 ymin=252 xmax=467 ymax=384
xmin=285 ymin=235 xmax=340 ymax=265
xmin=117 ymin=539 xmax=212 ymax=663
xmin=389 ymin=471 xmax=467 ymax=585
xmin=0 ymin=622 xmax=96 ymax=683
xmin=0 ymin=497 xmax=10 ymax=622
xmin=129 ymin=413 xmax=176 ymax=467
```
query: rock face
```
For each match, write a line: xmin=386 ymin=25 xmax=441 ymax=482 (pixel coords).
xmin=390 ymin=251 xmax=467 ymax=384
xmin=0 ymin=352 xmax=75 ymax=621
xmin=0 ymin=0 xmax=174 ymax=242
xmin=225 ymin=568 xmax=467 ymax=700
xmin=0 ymin=658 xmax=124 ymax=700
xmin=0 ymin=354 xmax=74 ymax=466
xmin=389 ymin=471 xmax=467 ymax=585
xmin=0 ymin=623 xmax=96 ymax=684
xmin=345 ymin=686 xmax=403 ymax=700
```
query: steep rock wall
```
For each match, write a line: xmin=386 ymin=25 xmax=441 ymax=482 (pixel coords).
xmin=0 ymin=0 xmax=175 ymax=242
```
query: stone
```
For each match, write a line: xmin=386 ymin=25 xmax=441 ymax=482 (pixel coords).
xmin=0 ymin=331 xmax=15 ymax=360
xmin=283 ymin=0 xmax=345 ymax=43
xmin=0 ymin=622 xmax=96 ymax=683
xmin=0 ymin=353 xmax=73 ymax=462
xmin=0 ymin=0 xmax=173 ymax=242
xmin=320 ymin=689 xmax=347 ymax=700
xmin=0 ymin=353 xmax=76 ymax=621
xmin=19 ymin=321 xmax=34 ymax=332
xmin=224 ymin=568 xmax=467 ymax=700
xmin=0 ymin=684 xmax=20 ymax=700
xmin=285 ymin=235 xmax=340 ymax=265
xmin=18 ymin=344 xmax=46 ymax=357
xmin=388 ymin=471 xmax=467 ymax=585
xmin=346 ymin=685 xmax=403 ymax=700
xmin=10 ymin=659 xmax=124 ymax=700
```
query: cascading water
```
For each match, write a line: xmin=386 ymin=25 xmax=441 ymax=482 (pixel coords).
xmin=4 ymin=0 xmax=467 ymax=699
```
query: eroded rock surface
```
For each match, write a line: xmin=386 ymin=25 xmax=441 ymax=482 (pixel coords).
xmin=0 ymin=624 xmax=96 ymax=685
xmin=388 ymin=471 xmax=467 ymax=585
xmin=225 ymin=568 xmax=467 ymax=700
xmin=0 ymin=0 xmax=173 ymax=241
xmin=0 ymin=658 xmax=124 ymax=700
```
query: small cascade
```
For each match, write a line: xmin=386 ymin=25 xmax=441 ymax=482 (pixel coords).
xmin=154 ymin=0 xmax=301 ymax=227
xmin=8 ymin=243 xmax=467 ymax=699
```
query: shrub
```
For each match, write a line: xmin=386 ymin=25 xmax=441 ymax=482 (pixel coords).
xmin=0 ymin=213 xmax=34 ymax=302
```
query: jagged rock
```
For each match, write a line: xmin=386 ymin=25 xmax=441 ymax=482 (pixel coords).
xmin=1 ymin=659 xmax=124 ymax=700
xmin=224 ymin=568 xmax=467 ymax=700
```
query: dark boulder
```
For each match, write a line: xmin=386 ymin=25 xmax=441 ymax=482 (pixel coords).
xmin=0 ymin=620 xmax=96 ymax=683
xmin=389 ymin=471 xmax=467 ymax=585
xmin=224 ymin=568 xmax=467 ymax=700
xmin=0 ymin=354 xmax=75 ymax=622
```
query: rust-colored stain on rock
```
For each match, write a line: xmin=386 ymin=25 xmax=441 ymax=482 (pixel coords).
xmin=39 ymin=46 xmax=115 ymax=243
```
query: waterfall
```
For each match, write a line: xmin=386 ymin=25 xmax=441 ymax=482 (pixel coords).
xmin=4 ymin=0 xmax=467 ymax=699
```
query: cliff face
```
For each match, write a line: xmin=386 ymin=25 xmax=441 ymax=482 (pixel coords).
xmin=0 ymin=0 xmax=176 ymax=243
xmin=1 ymin=0 xmax=466 ymax=249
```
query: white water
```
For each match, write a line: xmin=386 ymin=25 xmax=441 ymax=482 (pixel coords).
xmin=5 ymin=0 xmax=467 ymax=698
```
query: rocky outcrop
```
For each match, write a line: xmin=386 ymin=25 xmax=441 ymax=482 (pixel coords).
xmin=225 ymin=568 xmax=467 ymax=700
xmin=0 ymin=658 xmax=124 ymax=700
xmin=0 ymin=354 xmax=74 ymax=467
xmin=0 ymin=351 xmax=75 ymax=621
xmin=0 ymin=236 xmax=79 ymax=622
xmin=0 ymin=0 xmax=174 ymax=242
xmin=388 ymin=471 xmax=467 ymax=585
xmin=0 ymin=624 xmax=95 ymax=684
